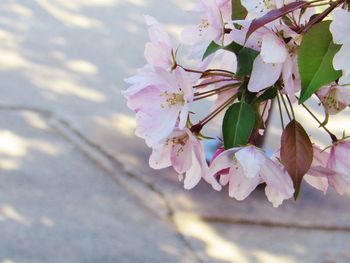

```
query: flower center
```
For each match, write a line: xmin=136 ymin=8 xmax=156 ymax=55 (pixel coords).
xmin=166 ymin=134 xmax=189 ymax=156
xmin=263 ymin=0 xmax=276 ymax=10
xmin=171 ymin=134 xmax=188 ymax=146
xmin=321 ymin=87 xmax=342 ymax=113
xmin=198 ymin=19 xmax=210 ymax=36
xmin=160 ymin=91 xmax=185 ymax=109
xmin=232 ymin=156 xmax=240 ymax=171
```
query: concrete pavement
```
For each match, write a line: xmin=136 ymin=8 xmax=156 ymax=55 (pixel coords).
xmin=1 ymin=1 xmax=350 ymax=262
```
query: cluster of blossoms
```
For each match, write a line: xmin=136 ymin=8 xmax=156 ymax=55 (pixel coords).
xmin=124 ymin=0 xmax=350 ymax=207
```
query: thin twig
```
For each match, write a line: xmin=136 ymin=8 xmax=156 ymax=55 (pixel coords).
xmin=277 ymin=93 xmax=285 ymax=130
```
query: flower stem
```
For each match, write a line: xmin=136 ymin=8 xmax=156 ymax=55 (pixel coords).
xmin=191 ymin=95 xmax=237 ymax=134
xmin=277 ymin=93 xmax=285 ymax=130
xmin=193 ymin=78 xmax=236 ymax=89
xmin=299 ymin=0 xmax=345 ymax=34
xmin=194 ymin=83 xmax=240 ymax=101
xmin=286 ymin=95 xmax=296 ymax=120
xmin=178 ymin=65 xmax=235 ymax=79
xmin=280 ymin=93 xmax=292 ymax=121
xmin=301 ymin=102 xmax=338 ymax=143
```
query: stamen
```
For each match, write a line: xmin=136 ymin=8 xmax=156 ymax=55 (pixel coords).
xmin=160 ymin=91 xmax=185 ymax=108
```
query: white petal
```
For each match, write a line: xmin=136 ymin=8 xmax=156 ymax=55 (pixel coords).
xmin=248 ymin=55 xmax=283 ymax=92
xmin=149 ymin=142 xmax=172 ymax=169
xmin=303 ymin=175 xmax=328 ymax=194
xmin=265 ymin=185 xmax=286 ymax=208
xmin=333 ymin=43 xmax=350 ymax=76
xmin=330 ymin=9 xmax=350 ymax=45
xmin=235 ymin=146 xmax=266 ymax=178
xmin=261 ymin=33 xmax=288 ymax=64
xmin=339 ymin=74 xmax=350 ymax=86
xmin=179 ymin=103 xmax=189 ymax=130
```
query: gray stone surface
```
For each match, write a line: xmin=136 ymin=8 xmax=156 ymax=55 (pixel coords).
xmin=0 ymin=111 xmax=197 ymax=263
xmin=1 ymin=1 xmax=350 ymax=262
xmin=174 ymin=213 xmax=350 ymax=263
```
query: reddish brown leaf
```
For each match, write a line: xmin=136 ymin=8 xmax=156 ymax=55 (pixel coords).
xmin=246 ymin=1 xmax=308 ymax=40
xmin=280 ymin=120 xmax=313 ymax=199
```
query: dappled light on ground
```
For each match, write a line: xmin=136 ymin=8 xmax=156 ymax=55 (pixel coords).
xmin=0 ymin=204 xmax=31 ymax=225
xmin=94 ymin=113 xmax=136 ymax=137
xmin=0 ymin=1 xmax=349 ymax=262
xmin=35 ymin=0 xmax=102 ymax=28
xmin=174 ymin=212 xmax=251 ymax=263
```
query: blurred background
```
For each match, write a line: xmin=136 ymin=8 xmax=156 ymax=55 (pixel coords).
xmin=0 ymin=0 xmax=350 ymax=262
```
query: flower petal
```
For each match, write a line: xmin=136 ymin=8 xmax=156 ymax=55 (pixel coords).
xmin=208 ymin=148 xmax=238 ymax=191
xmin=333 ymin=43 xmax=350 ymax=76
xmin=261 ymin=33 xmax=288 ymax=64
xmin=235 ymin=146 xmax=266 ymax=178
xmin=248 ymin=55 xmax=283 ymax=92
xmin=330 ymin=8 xmax=350 ymax=45
xmin=228 ymin=168 xmax=261 ymax=200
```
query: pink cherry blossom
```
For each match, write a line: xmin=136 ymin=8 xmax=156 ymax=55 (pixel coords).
xmin=241 ymin=0 xmax=314 ymax=22
xmin=182 ymin=0 xmax=225 ymax=58
xmin=143 ymin=15 xmax=174 ymax=69
xmin=209 ymin=146 xmax=230 ymax=184
xmin=229 ymin=21 xmax=302 ymax=99
xmin=330 ymin=8 xmax=350 ymax=77
xmin=327 ymin=140 xmax=350 ymax=195
xmin=124 ymin=67 xmax=194 ymax=147
xmin=149 ymin=129 xmax=210 ymax=189
xmin=208 ymin=146 xmax=294 ymax=207
xmin=304 ymin=146 xmax=336 ymax=194
xmin=241 ymin=0 xmax=284 ymax=19
xmin=124 ymin=65 xmax=168 ymax=97
xmin=317 ymin=80 xmax=350 ymax=115
xmin=193 ymin=0 xmax=232 ymax=22
xmin=248 ymin=28 xmax=301 ymax=99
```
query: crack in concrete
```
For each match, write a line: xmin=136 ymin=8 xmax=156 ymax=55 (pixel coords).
xmin=0 ymin=104 xmax=204 ymax=263
xmin=2 ymin=104 xmax=350 ymax=262
xmin=201 ymin=216 xmax=350 ymax=233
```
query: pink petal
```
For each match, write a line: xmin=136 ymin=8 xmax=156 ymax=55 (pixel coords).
xmin=228 ymin=168 xmax=261 ymax=200
xmin=144 ymin=42 xmax=173 ymax=69
xmin=144 ymin=15 xmax=172 ymax=45
xmin=208 ymin=148 xmax=238 ymax=191
xmin=260 ymin=158 xmax=294 ymax=203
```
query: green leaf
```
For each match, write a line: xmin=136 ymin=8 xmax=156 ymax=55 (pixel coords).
xmin=237 ymin=83 xmax=257 ymax=104
xmin=298 ymin=21 xmax=342 ymax=103
xmin=236 ymin=47 xmax=259 ymax=77
xmin=254 ymin=87 xmax=278 ymax=103
xmin=203 ymin=40 xmax=245 ymax=61
xmin=204 ymin=40 xmax=259 ymax=78
xmin=231 ymin=0 xmax=247 ymax=20
xmin=223 ymin=41 xmax=243 ymax=54
xmin=223 ymin=102 xmax=255 ymax=149
xmin=202 ymin=41 xmax=222 ymax=60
